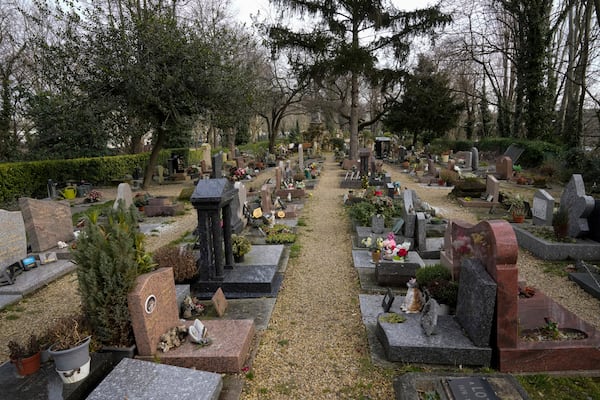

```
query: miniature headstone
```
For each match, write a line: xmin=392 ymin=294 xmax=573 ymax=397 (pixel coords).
xmin=532 ymin=189 xmax=554 ymax=226
xmin=420 ymin=298 xmax=439 ymax=336
xmin=560 ymin=174 xmax=595 ymax=238
xmin=212 ymin=288 xmax=228 ymax=317
xmin=471 ymin=147 xmax=479 ymax=170
xmin=382 ymin=288 xmax=395 ymax=312
xmin=113 ymin=183 xmax=134 ymax=210
xmin=18 ymin=197 xmax=74 ymax=252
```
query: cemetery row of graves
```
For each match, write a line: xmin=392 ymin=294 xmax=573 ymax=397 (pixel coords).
xmin=1 ymin=142 xmax=600 ymax=398
xmin=0 ymin=145 xmax=321 ymax=398
xmin=343 ymin=146 xmax=600 ymax=398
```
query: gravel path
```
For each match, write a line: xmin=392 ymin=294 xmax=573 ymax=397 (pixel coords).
xmin=241 ymin=156 xmax=393 ymax=399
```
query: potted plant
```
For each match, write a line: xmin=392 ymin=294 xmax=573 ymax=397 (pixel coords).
xmin=71 ymin=203 xmax=155 ymax=352
xmin=416 ymin=264 xmax=458 ymax=313
xmin=552 ymin=208 xmax=569 ymax=240
xmin=503 ymin=194 xmax=526 ymax=223
xmin=8 ymin=335 xmax=41 ymax=376
xmin=231 ymin=234 xmax=251 ymax=262
xmin=47 ymin=315 xmax=93 ymax=383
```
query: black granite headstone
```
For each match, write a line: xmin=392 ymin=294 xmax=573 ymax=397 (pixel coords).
xmin=587 ymin=199 xmax=600 ymax=242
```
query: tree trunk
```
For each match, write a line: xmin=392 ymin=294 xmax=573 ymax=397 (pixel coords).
xmin=142 ymin=128 xmax=166 ymax=189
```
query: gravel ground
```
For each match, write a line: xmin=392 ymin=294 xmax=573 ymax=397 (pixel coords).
xmin=1 ymin=155 xmax=599 ymax=400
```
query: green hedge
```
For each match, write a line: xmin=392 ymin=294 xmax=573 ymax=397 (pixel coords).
xmin=0 ymin=148 xmax=205 ymax=207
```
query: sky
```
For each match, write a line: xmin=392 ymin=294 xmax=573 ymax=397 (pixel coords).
xmin=231 ymin=0 xmax=439 ymax=25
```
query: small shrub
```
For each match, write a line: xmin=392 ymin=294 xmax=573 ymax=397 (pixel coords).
xmin=153 ymin=245 xmax=198 ymax=282
xmin=265 ymin=232 xmax=297 ymax=244
xmin=415 ymin=264 xmax=452 ymax=288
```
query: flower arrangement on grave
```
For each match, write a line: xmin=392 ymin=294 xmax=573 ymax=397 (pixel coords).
xmin=85 ymin=189 xmax=102 ymax=203
xmin=231 ymin=234 xmax=252 ymax=260
xmin=229 ymin=166 xmax=249 ymax=182
xmin=503 ymin=193 xmax=526 ymax=221
xmin=362 ymin=235 xmax=384 ymax=251
xmin=380 ymin=232 xmax=411 ymax=262
xmin=8 ymin=335 xmax=41 ymax=376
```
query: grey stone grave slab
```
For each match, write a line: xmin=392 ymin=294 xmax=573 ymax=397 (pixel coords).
xmin=375 ymin=251 xmax=426 ymax=286
xmin=0 ymin=259 xmax=76 ymax=296
xmin=471 ymin=147 xmax=479 ymax=170
xmin=560 ymin=174 xmax=595 ymax=237
xmin=455 ymin=259 xmax=497 ymax=347
xmin=512 ymin=225 xmax=600 ymax=260
xmin=376 ymin=311 xmax=492 ymax=366
xmin=192 ymin=244 xmax=284 ymax=298
xmin=87 ymin=358 xmax=222 ymax=400
xmin=393 ymin=372 xmax=529 ymax=400
xmin=568 ymin=272 xmax=600 ymax=300
xmin=224 ymin=297 xmax=276 ymax=330
xmin=504 ymin=144 xmax=524 ymax=164
xmin=353 ymin=249 xmax=376 ymax=269
xmin=532 ymin=189 xmax=554 ymax=226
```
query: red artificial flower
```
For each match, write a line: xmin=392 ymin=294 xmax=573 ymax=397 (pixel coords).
xmin=374 ymin=190 xmax=383 ymax=196
xmin=398 ymin=248 xmax=408 ymax=257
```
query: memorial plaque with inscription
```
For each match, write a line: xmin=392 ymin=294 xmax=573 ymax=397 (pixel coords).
xmin=381 ymin=288 xmax=395 ymax=312
xmin=448 ymin=377 xmax=498 ymax=400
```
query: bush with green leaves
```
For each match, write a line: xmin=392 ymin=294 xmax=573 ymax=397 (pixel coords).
xmin=72 ymin=203 xmax=155 ymax=347
xmin=415 ymin=264 xmax=452 ymax=288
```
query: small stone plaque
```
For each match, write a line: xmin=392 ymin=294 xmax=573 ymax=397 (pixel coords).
xmin=448 ymin=377 xmax=498 ymax=400
xmin=212 ymin=287 xmax=228 ymax=317
xmin=382 ymin=288 xmax=395 ymax=312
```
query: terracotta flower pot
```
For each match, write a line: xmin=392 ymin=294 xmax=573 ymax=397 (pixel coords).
xmin=512 ymin=213 xmax=525 ymax=223
xmin=11 ymin=352 xmax=41 ymax=376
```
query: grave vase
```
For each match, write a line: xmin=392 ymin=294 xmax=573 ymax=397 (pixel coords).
xmin=48 ymin=336 xmax=91 ymax=383
xmin=371 ymin=250 xmax=381 ymax=264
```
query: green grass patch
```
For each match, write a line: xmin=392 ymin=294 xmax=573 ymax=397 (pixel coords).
xmin=540 ymin=261 xmax=571 ymax=278
xmin=277 ymin=339 xmax=289 ymax=346
xmin=517 ymin=375 xmax=600 ymax=400
xmin=289 ymin=243 xmax=302 ymax=258
xmin=296 ymin=217 xmax=307 ymax=226
xmin=71 ymin=200 xmax=113 ymax=224
xmin=5 ymin=314 xmax=19 ymax=320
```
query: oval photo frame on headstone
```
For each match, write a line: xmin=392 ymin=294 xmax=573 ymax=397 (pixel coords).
xmin=144 ymin=294 xmax=157 ymax=314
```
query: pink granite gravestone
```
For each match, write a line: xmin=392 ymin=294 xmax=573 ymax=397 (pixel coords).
xmin=448 ymin=220 xmax=600 ymax=372
xmin=129 ymin=268 xmax=255 ymax=373
xmin=18 ymin=197 xmax=74 ymax=252
xmin=128 ymin=268 xmax=180 ymax=356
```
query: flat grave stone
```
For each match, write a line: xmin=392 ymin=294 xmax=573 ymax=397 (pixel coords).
xmin=448 ymin=377 xmax=498 ymax=400
xmin=87 ymin=358 xmax=222 ymax=400
xmin=393 ymin=372 xmax=529 ymax=400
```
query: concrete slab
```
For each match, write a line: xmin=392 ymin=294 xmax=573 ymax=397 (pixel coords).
xmin=87 ymin=358 xmax=222 ymax=400
xmin=513 ymin=225 xmax=600 ymax=260
xmin=0 ymin=260 xmax=76 ymax=297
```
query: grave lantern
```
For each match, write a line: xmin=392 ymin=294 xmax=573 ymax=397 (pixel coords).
xmin=191 ymin=178 xmax=236 ymax=281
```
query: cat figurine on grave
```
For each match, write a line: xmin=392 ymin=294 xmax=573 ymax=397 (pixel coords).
xmin=401 ymin=277 xmax=424 ymax=313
